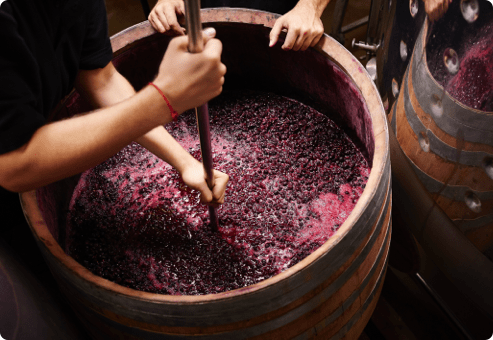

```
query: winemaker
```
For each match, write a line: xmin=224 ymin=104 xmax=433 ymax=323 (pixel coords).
xmin=0 ymin=0 xmax=229 ymax=202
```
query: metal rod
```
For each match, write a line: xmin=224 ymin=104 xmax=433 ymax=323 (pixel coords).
xmin=184 ymin=0 xmax=219 ymax=231
xmin=341 ymin=15 xmax=369 ymax=34
xmin=351 ymin=38 xmax=380 ymax=53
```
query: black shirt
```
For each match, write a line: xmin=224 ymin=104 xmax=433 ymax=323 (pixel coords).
xmin=0 ymin=0 xmax=113 ymax=154
xmin=201 ymin=0 xmax=299 ymax=15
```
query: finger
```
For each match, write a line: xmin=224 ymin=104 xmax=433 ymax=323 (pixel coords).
xmin=292 ymin=30 xmax=309 ymax=51
xmin=201 ymin=27 xmax=217 ymax=46
xmin=178 ymin=0 xmax=185 ymax=15
xmin=220 ymin=64 xmax=227 ymax=77
xmin=149 ymin=14 xmax=166 ymax=33
xmin=212 ymin=171 xmax=229 ymax=204
xmin=301 ymin=34 xmax=314 ymax=51
xmin=282 ymin=27 xmax=300 ymax=50
xmin=168 ymin=18 xmax=185 ymax=35
xmin=176 ymin=0 xmax=186 ymax=22
xmin=308 ymin=31 xmax=324 ymax=49
xmin=155 ymin=10 xmax=171 ymax=32
xmin=202 ymin=35 xmax=223 ymax=58
xmin=198 ymin=183 xmax=213 ymax=204
xmin=269 ymin=19 xmax=285 ymax=47
xmin=172 ymin=1 xmax=186 ymax=29
xmin=165 ymin=4 xmax=185 ymax=35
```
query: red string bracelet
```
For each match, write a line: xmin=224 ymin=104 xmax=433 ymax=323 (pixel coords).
xmin=148 ymin=82 xmax=178 ymax=122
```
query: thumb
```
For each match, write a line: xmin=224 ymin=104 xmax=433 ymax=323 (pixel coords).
xmin=202 ymin=27 xmax=217 ymax=46
xmin=198 ymin=182 xmax=214 ymax=204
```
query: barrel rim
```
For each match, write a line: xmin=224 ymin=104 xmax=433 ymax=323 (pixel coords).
xmin=22 ymin=8 xmax=389 ymax=305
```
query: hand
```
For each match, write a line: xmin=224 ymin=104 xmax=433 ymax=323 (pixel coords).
xmin=148 ymin=0 xmax=186 ymax=35
xmin=180 ymin=160 xmax=229 ymax=207
xmin=425 ymin=0 xmax=452 ymax=22
xmin=269 ymin=2 xmax=325 ymax=51
xmin=153 ymin=27 xmax=227 ymax=115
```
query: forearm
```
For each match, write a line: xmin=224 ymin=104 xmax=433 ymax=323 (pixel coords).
xmin=135 ymin=126 xmax=200 ymax=174
xmin=295 ymin=0 xmax=331 ymax=16
xmin=0 ymin=85 xmax=168 ymax=192
xmin=79 ymin=61 xmax=226 ymax=204
xmin=77 ymin=63 xmax=197 ymax=174
xmin=0 ymin=31 xmax=225 ymax=193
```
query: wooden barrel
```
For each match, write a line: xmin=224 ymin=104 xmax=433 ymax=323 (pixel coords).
xmin=21 ymin=9 xmax=391 ymax=339
xmin=395 ymin=19 xmax=493 ymax=258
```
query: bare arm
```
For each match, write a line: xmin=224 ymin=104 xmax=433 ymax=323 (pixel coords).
xmin=0 ymin=82 xmax=166 ymax=192
xmin=269 ymin=0 xmax=331 ymax=51
xmin=0 ymin=30 xmax=226 ymax=197
xmin=76 ymin=59 xmax=228 ymax=206
xmin=73 ymin=56 xmax=190 ymax=170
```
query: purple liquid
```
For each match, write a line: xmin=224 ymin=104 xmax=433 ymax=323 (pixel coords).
xmin=426 ymin=7 xmax=493 ymax=111
xmin=445 ymin=28 xmax=493 ymax=110
xmin=67 ymin=92 xmax=369 ymax=295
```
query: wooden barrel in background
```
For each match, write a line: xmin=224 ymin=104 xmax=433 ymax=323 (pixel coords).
xmin=21 ymin=9 xmax=391 ymax=339
xmin=394 ymin=20 xmax=493 ymax=259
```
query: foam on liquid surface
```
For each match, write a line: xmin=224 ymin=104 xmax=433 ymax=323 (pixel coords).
xmin=427 ymin=8 xmax=493 ymax=111
xmin=67 ymin=92 xmax=369 ymax=295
